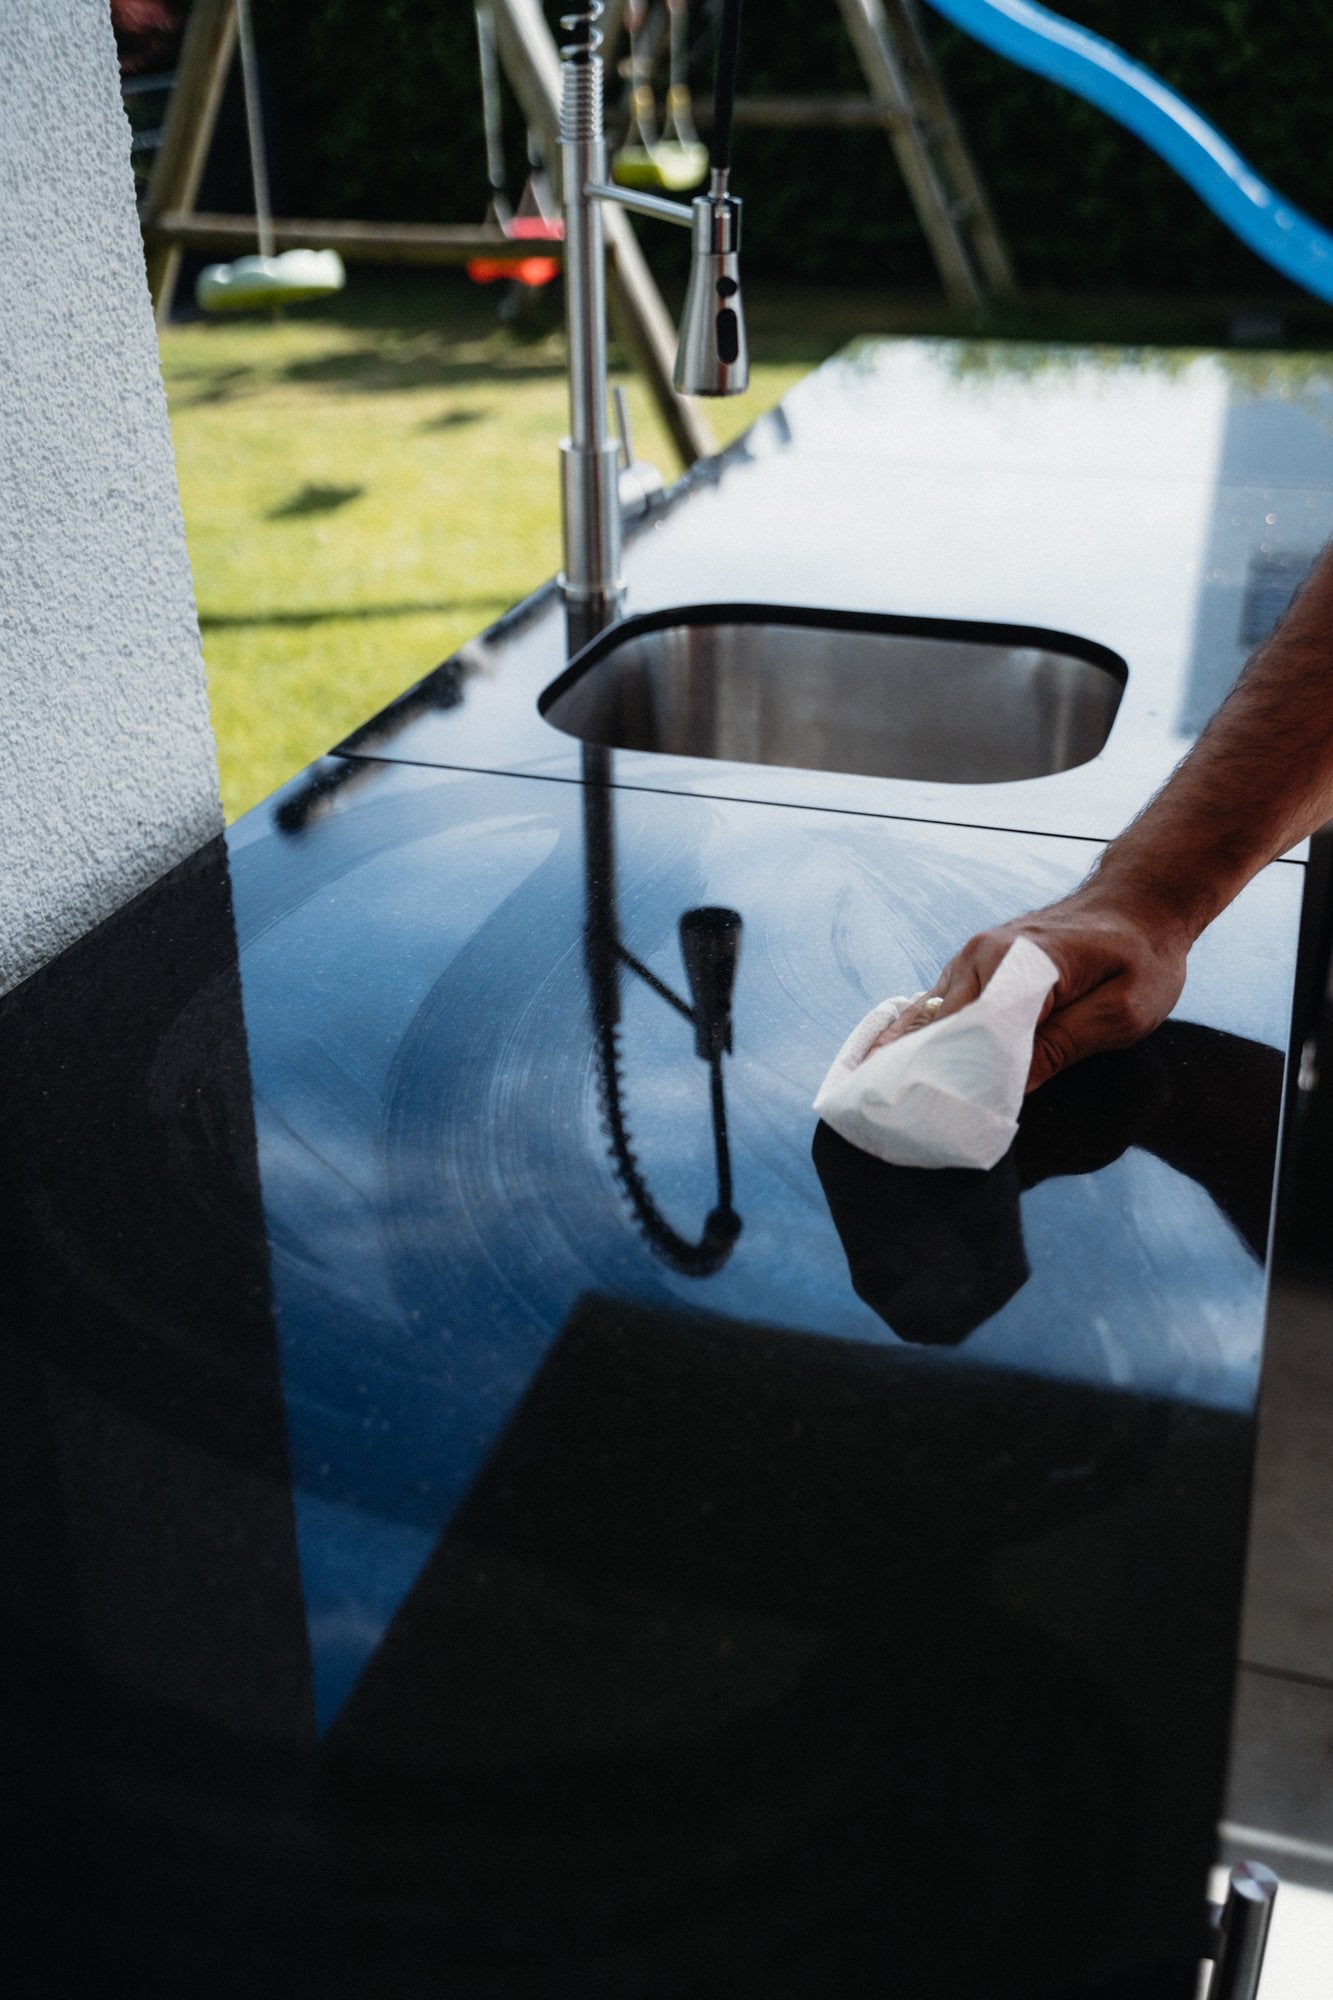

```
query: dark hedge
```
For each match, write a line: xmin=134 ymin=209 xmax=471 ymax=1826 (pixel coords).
xmin=252 ymin=1 xmax=1333 ymax=296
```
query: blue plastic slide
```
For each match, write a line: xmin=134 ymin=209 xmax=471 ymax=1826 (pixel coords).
xmin=919 ymin=0 xmax=1333 ymax=304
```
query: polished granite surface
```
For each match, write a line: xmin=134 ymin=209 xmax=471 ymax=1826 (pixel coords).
xmin=238 ymin=758 xmax=1292 ymax=1424
xmin=0 ymin=750 xmax=1300 ymax=1993
xmin=339 ymin=342 xmax=1333 ymax=847
xmin=1 ymin=339 xmax=1320 ymax=1994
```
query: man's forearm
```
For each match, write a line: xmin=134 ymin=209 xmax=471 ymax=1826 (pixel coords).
xmin=922 ymin=542 xmax=1333 ymax=1088
xmin=1085 ymin=543 xmax=1333 ymax=940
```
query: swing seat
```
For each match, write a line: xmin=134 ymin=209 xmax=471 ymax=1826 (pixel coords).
xmin=507 ymin=214 xmax=564 ymax=242
xmin=467 ymin=254 xmax=563 ymax=286
xmin=196 ymin=248 xmax=346 ymax=313
xmin=613 ymin=139 xmax=709 ymax=193
xmin=467 ymin=215 xmax=564 ymax=289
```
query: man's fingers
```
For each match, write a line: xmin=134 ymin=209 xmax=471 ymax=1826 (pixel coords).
xmin=915 ymin=896 xmax=1189 ymax=1093
xmin=928 ymin=936 xmax=1012 ymax=1020
xmin=1027 ymin=1021 xmax=1074 ymax=1092
xmin=1025 ymin=982 xmax=1156 ymax=1092
xmin=896 ymin=993 xmax=946 ymax=1037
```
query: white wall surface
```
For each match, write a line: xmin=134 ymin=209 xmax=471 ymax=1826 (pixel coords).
xmin=0 ymin=0 xmax=222 ymax=996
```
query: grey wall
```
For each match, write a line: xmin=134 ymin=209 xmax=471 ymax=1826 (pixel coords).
xmin=0 ymin=0 xmax=222 ymax=997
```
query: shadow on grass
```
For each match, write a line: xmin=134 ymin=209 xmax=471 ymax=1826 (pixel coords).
xmin=166 ymin=272 xmax=1333 ymax=418
xmin=421 ymin=407 xmax=490 ymax=430
xmin=278 ymin=343 xmax=567 ymax=392
xmin=164 ymin=273 xmax=884 ymax=407
xmin=173 ymin=364 xmax=260 ymax=407
xmin=200 ymin=596 xmax=510 ymax=631
xmin=267 ymin=483 xmax=365 ymax=519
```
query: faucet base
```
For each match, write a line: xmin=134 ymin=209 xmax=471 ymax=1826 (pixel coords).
xmin=559 ymin=436 xmax=625 ymax=607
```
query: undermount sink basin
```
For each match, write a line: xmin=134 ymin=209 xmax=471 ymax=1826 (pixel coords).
xmin=540 ymin=604 xmax=1127 ymax=786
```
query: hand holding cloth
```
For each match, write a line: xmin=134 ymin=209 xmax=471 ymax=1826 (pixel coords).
xmin=813 ymin=939 xmax=1059 ymax=1171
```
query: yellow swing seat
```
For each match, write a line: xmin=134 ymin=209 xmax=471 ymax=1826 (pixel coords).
xmin=196 ymin=248 xmax=347 ymax=313
xmin=613 ymin=139 xmax=709 ymax=191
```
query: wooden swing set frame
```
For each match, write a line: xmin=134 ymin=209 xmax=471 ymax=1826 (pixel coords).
xmin=140 ymin=0 xmax=1015 ymax=469
xmin=139 ymin=0 xmax=714 ymax=463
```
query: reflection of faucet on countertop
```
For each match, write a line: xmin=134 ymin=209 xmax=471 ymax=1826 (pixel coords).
xmin=582 ymin=746 xmax=743 ymax=1274
xmin=815 ymin=1021 xmax=1283 ymax=1345
xmin=558 ymin=0 xmax=747 ymax=623
xmin=559 ymin=0 xmax=748 ymax=1272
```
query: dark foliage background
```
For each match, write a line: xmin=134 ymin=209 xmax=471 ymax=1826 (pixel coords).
xmin=123 ymin=1 xmax=1333 ymax=298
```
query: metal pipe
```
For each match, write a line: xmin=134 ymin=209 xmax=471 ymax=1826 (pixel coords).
xmin=1205 ymin=1862 xmax=1278 ymax=2000
xmin=560 ymin=61 xmax=606 ymax=453
xmin=582 ymin=181 xmax=694 ymax=227
xmin=558 ymin=12 xmax=624 ymax=608
xmin=235 ymin=0 xmax=274 ymax=260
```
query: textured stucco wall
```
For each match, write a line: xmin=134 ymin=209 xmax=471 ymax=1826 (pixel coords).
xmin=0 ymin=0 xmax=222 ymax=997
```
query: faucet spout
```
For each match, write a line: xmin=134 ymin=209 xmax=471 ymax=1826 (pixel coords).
xmin=557 ymin=0 xmax=747 ymax=613
xmin=674 ymin=174 xmax=748 ymax=397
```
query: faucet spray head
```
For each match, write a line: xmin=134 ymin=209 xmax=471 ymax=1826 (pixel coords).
xmin=674 ymin=180 xmax=747 ymax=397
xmin=679 ymin=905 xmax=742 ymax=1060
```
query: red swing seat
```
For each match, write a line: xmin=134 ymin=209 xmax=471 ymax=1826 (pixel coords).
xmin=467 ymin=213 xmax=564 ymax=289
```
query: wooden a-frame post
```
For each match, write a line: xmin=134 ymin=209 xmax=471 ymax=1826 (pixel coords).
xmin=140 ymin=0 xmax=238 ymax=326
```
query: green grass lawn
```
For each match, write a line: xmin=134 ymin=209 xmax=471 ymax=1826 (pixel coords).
xmin=160 ymin=271 xmax=1333 ymax=819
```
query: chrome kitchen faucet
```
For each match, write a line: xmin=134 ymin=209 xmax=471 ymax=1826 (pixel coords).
xmin=558 ymin=0 xmax=747 ymax=614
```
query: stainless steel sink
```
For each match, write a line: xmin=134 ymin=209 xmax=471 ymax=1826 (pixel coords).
xmin=541 ymin=604 xmax=1127 ymax=785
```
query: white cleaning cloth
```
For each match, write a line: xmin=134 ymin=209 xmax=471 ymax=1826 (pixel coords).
xmin=813 ymin=937 xmax=1059 ymax=1171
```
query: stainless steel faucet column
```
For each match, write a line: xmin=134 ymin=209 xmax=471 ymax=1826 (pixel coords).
xmin=559 ymin=20 xmax=624 ymax=612
xmin=557 ymin=0 xmax=745 ymax=622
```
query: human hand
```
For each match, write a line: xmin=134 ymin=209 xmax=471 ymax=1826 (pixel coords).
xmin=920 ymin=883 xmax=1193 ymax=1091
xmin=867 ymin=990 xmax=945 ymax=1052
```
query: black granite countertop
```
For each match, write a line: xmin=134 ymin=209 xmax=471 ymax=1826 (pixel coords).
xmin=342 ymin=339 xmax=1333 ymax=845
xmin=4 ymin=339 xmax=1329 ymax=1996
